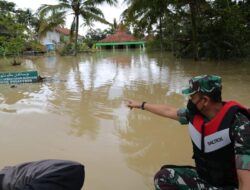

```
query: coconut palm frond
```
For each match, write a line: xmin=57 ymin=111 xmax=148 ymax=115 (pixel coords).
xmin=80 ymin=10 xmax=111 ymax=26
xmin=37 ymin=3 xmax=71 ymax=16
xmin=37 ymin=10 xmax=66 ymax=38
xmin=90 ymin=0 xmax=117 ymax=6
xmin=83 ymin=6 xmax=104 ymax=18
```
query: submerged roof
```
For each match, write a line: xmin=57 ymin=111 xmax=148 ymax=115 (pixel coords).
xmin=99 ymin=27 xmax=137 ymax=43
xmin=55 ymin=26 xmax=83 ymax=38
xmin=55 ymin=26 xmax=71 ymax=36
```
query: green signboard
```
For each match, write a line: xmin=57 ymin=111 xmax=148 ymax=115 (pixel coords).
xmin=0 ymin=71 xmax=38 ymax=84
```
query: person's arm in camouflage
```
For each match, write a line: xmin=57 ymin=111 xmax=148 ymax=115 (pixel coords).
xmin=232 ymin=112 xmax=250 ymax=190
xmin=125 ymin=99 xmax=179 ymax=121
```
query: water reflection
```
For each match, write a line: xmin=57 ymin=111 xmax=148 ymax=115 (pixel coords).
xmin=44 ymin=56 xmax=57 ymax=69
xmin=0 ymin=51 xmax=249 ymax=190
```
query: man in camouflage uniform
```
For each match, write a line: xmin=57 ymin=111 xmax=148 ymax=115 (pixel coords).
xmin=126 ymin=75 xmax=250 ymax=190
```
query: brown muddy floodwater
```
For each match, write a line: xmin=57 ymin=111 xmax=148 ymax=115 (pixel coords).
xmin=0 ymin=51 xmax=249 ymax=190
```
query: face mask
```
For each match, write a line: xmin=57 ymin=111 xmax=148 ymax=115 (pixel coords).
xmin=187 ymin=99 xmax=201 ymax=115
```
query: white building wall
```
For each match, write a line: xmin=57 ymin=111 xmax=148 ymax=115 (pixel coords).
xmin=40 ymin=30 xmax=60 ymax=45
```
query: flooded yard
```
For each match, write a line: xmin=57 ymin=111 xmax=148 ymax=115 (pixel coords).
xmin=0 ymin=51 xmax=249 ymax=189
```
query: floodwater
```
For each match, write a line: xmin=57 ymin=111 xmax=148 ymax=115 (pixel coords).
xmin=0 ymin=51 xmax=249 ymax=190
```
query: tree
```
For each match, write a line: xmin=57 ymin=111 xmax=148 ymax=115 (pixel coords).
xmin=15 ymin=8 xmax=34 ymax=26
xmin=0 ymin=0 xmax=15 ymax=15
xmin=0 ymin=0 xmax=26 ymax=58
xmin=170 ymin=0 xmax=210 ymax=60
xmin=122 ymin=0 xmax=174 ymax=51
xmin=38 ymin=0 xmax=117 ymax=56
xmin=36 ymin=10 xmax=66 ymax=39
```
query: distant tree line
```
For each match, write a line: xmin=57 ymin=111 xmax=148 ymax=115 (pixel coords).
xmin=0 ymin=0 xmax=39 ymax=57
xmin=0 ymin=0 xmax=117 ymax=57
xmin=122 ymin=0 xmax=250 ymax=60
xmin=1 ymin=0 xmax=249 ymax=60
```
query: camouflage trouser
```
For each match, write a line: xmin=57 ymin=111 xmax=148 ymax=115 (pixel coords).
xmin=154 ymin=165 xmax=237 ymax=190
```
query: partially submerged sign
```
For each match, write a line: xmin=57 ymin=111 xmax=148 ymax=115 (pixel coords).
xmin=0 ymin=71 xmax=38 ymax=84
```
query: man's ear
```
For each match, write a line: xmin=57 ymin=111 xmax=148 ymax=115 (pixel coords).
xmin=202 ymin=95 xmax=210 ymax=106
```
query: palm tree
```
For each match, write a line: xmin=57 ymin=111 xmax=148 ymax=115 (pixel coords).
xmin=122 ymin=0 xmax=172 ymax=51
xmin=36 ymin=10 xmax=66 ymax=39
xmin=123 ymin=0 xmax=208 ymax=60
xmin=38 ymin=0 xmax=117 ymax=56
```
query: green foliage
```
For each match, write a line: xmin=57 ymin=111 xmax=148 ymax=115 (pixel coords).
xmin=196 ymin=1 xmax=250 ymax=59
xmin=58 ymin=41 xmax=96 ymax=55
xmin=15 ymin=8 xmax=36 ymax=28
xmin=84 ymin=28 xmax=113 ymax=47
xmin=0 ymin=45 xmax=4 ymax=55
xmin=0 ymin=10 xmax=26 ymax=56
xmin=57 ymin=43 xmax=75 ymax=56
xmin=24 ymin=41 xmax=46 ymax=52
xmin=78 ymin=42 xmax=90 ymax=52
xmin=0 ymin=0 xmax=40 ymax=57
xmin=4 ymin=36 xmax=25 ymax=56
xmin=0 ymin=0 xmax=15 ymax=14
xmin=123 ymin=0 xmax=250 ymax=60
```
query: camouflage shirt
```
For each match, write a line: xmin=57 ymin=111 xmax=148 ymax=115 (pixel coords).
xmin=177 ymin=108 xmax=250 ymax=170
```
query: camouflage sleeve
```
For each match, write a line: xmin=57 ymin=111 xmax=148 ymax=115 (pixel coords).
xmin=231 ymin=112 xmax=250 ymax=170
xmin=177 ymin=108 xmax=189 ymax=125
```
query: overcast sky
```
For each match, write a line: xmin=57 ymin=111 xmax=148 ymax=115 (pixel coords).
xmin=8 ymin=0 xmax=127 ymax=34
